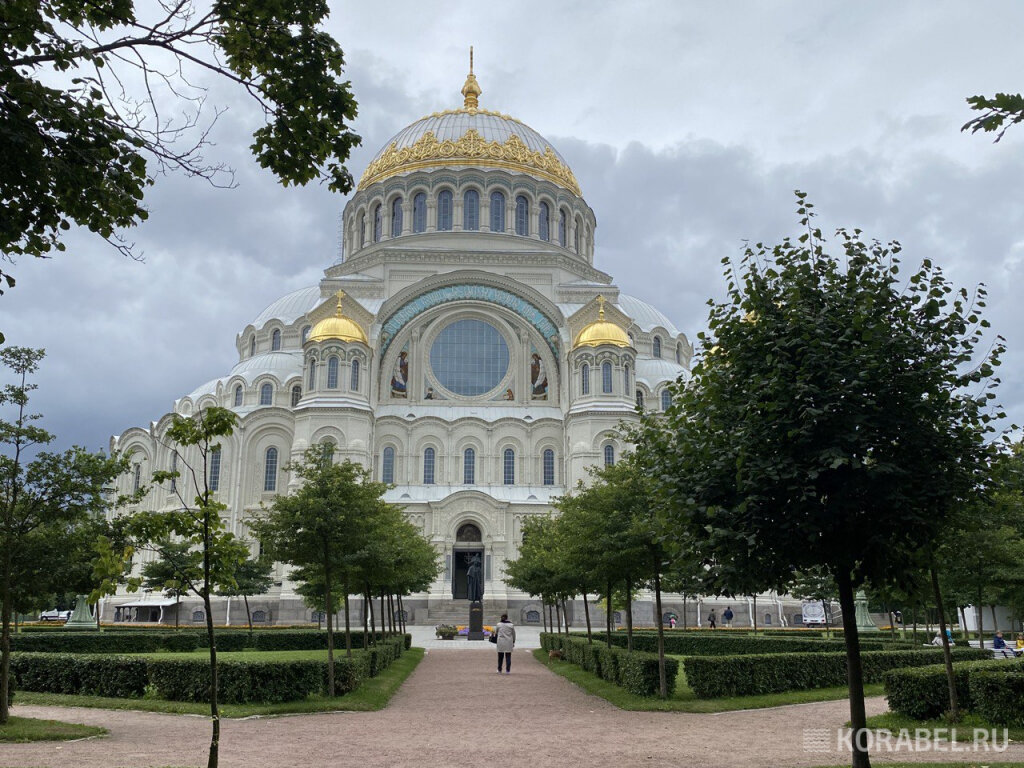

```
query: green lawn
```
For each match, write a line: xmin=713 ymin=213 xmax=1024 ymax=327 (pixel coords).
xmin=533 ymin=649 xmax=884 ymax=712
xmin=0 ymin=715 xmax=106 ymax=742
xmin=15 ymin=647 xmax=424 ymax=717
xmin=864 ymin=710 xmax=1024 ymax=743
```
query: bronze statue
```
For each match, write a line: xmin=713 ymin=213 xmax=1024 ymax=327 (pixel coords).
xmin=466 ymin=553 xmax=483 ymax=602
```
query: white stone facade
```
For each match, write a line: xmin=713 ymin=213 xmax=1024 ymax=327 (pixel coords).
xmin=107 ymin=80 xmax=714 ymax=628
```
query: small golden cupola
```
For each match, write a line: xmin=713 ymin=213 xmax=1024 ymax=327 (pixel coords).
xmin=308 ymin=291 xmax=368 ymax=344
xmin=461 ymin=46 xmax=482 ymax=109
xmin=574 ymin=296 xmax=631 ymax=349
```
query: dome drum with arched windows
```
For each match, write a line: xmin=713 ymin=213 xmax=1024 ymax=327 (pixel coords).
xmin=105 ymin=55 xmax=803 ymax=630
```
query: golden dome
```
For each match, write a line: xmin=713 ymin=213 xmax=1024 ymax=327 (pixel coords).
xmin=574 ymin=296 xmax=631 ymax=349
xmin=308 ymin=291 xmax=367 ymax=344
xmin=357 ymin=51 xmax=580 ymax=195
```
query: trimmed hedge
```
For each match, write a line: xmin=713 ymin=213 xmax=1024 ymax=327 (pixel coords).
xmin=684 ymin=647 xmax=990 ymax=698
xmin=885 ymin=661 xmax=1024 ymax=724
xmin=10 ymin=636 xmax=408 ymax=704
xmin=970 ymin=666 xmax=1024 ymax=726
xmin=573 ymin=631 xmax=902 ymax=656
xmin=541 ymin=633 xmax=678 ymax=697
xmin=9 ymin=629 xmax=412 ymax=655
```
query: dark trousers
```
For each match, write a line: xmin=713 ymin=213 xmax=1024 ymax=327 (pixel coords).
xmin=497 ymin=651 xmax=511 ymax=672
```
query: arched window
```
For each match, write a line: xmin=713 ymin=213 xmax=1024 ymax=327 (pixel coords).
xmin=259 ymin=382 xmax=273 ymax=405
xmin=624 ymin=363 xmax=631 ymax=392
xmin=391 ymin=196 xmax=403 ymax=237
xmin=252 ymin=610 xmax=267 ymax=623
xmin=250 ymin=336 xmax=256 ymax=356
xmin=661 ymin=390 xmax=672 ymax=410
xmin=676 ymin=343 xmax=682 ymax=365
xmin=133 ymin=462 xmax=142 ymax=492
xmin=437 ymin=190 xmax=453 ymax=231
xmin=264 ymin=447 xmax=278 ymax=492
xmin=234 ymin=385 xmax=243 ymax=407
xmin=602 ymin=361 xmax=613 ymax=394
xmin=358 ymin=212 xmax=365 ymax=248
xmin=503 ymin=448 xmax=515 ymax=485
xmin=653 ymin=336 xmax=662 ymax=358
xmin=636 ymin=389 xmax=645 ymax=410
xmin=539 ymin=201 xmax=550 ymax=241
xmin=581 ymin=363 xmax=590 ymax=395
xmin=423 ymin=447 xmax=435 ymax=485
xmin=301 ymin=325 xmax=311 ymax=344
xmin=327 ymin=356 xmax=339 ymax=389
xmin=210 ymin=447 xmax=221 ymax=492
xmin=463 ymin=447 xmax=475 ymax=484
xmin=489 ymin=191 xmax=505 ymax=232
xmin=350 ymin=358 xmax=360 ymax=391
xmin=603 ymin=444 xmax=615 ymax=467
xmin=558 ymin=209 xmax=567 ymax=247
xmin=463 ymin=189 xmax=479 ymax=230
xmin=515 ymin=195 xmax=529 ymax=236
xmin=291 ymin=385 xmax=302 ymax=407
xmin=170 ymin=451 xmax=177 ymax=492
xmin=574 ymin=217 xmax=581 ymax=252
xmin=373 ymin=203 xmax=382 ymax=242
xmin=382 ymin=447 xmax=395 ymax=484
xmin=413 ymin=192 xmax=427 ymax=233
xmin=271 ymin=329 xmax=281 ymax=351
xmin=542 ymin=449 xmax=555 ymax=486
xmin=307 ymin=360 xmax=316 ymax=390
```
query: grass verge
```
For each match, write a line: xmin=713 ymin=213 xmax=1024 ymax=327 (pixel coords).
xmin=0 ymin=715 xmax=106 ymax=742
xmin=532 ymin=648 xmax=883 ymax=712
xmin=812 ymin=765 xmax=1024 ymax=768
xmin=864 ymin=710 xmax=1024 ymax=742
xmin=14 ymin=647 xmax=424 ymax=717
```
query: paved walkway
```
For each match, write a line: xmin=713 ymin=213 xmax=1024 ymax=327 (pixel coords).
xmin=5 ymin=649 xmax=1022 ymax=768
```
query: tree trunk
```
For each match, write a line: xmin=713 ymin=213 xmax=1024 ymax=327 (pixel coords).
xmin=959 ymin=606 xmax=970 ymax=644
xmin=625 ymin=579 xmax=634 ymax=652
xmin=683 ymin=595 xmax=688 ymax=630
xmin=202 ymin=515 xmax=220 ymax=768
xmin=362 ymin=592 xmax=368 ymax=648
xmin=175 ymin=592 xmax=180 ymax=630
xmin=542 ymin=599 xmax=548 ymax=633
xmin=387 ymin=593 xmax=394 ymax=636
xmin=912 ymin=607 xmax=917 ymax=644
xmin=836 ymin=568 xmax=871 ymax=768
xmin=367 ymin=587 xmax=376 ymax=644
xmin=823 ymin=599 xmax=831 ymax=639
xmin=582 ymin=589 xmax=592 ymax=643
xmin=653 ymin=569 xmax=667 ymax=699
xmin=96 ymin=600 xmax=101 ymax=631
xmin=343 ymin=576 xmax=352 ymax=658
xmin=606 ymin=580 xmax=613 ymax=647
xmin=1 ymin=549 xmax=12 ymax=724
xmin=977 ymin=590 xmax=985 ymax=649
xmin=380 ymin=591 xmax=386 ymax=639
xmin=991 ymin=605 xmax=999 ymax=635
xmin=399 ymin=595 xmax=406 ymax=634
xmin=562 ymin=598 xmax=569 ymax=631
xmin=244 ymin=595 xmax=252 ymax=636
xmin=325 ymin=560 xmax=335 ymax=697
xmin=930 ymin=564 xmax=960 ymax=721
xmin=753 ymin=594 xmax=758 ymax=634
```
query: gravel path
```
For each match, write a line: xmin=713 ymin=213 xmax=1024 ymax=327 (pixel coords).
xmin=4 ymin=649 xmax=1022 ymax=768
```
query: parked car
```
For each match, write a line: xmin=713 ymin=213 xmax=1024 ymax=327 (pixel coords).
xmin=38 ymin=609 xmax=72 ymax=621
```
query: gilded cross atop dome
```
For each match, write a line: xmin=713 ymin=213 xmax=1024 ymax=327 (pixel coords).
xmin=461 ymin=46 xmax=482 ymax=110
xmin=334 ymin=290 xmax=346 ymax=315
xmin=308 ymin=290 xmax=367 ymax=344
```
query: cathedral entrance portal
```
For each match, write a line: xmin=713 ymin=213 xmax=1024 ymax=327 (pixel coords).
xmin=452 ymin=523 xmax=483 ymax=600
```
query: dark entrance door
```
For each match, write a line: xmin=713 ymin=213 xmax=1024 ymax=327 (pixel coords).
xmin=452 ymin=549 xmax=484 ymax=599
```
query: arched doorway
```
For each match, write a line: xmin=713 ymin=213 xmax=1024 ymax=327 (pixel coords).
xmin=452 ymin=523 xmax=484 ymax=600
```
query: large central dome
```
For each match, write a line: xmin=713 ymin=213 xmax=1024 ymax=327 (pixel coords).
xmin=358 ymin=62 xmax=580 ymax=195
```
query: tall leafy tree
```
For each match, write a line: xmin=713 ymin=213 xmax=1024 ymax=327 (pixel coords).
xmin=643 ymin=194 xmax=1003 ymax=768
xmin=126 ymin=406 xmax=247 ymax=768
xmin=141 ymin=539 xmax=200 ymax=630
xmin=0 ymin=346 xmax=127 ymax=723
xmin=0 ymin=0 xmax=361 ymax=339
xmin=252 ymin=450 xmax=389 ymax=695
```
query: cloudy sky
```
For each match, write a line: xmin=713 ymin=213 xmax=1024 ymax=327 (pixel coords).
xmin=4 ymin=1 xmax=1023 ymax=452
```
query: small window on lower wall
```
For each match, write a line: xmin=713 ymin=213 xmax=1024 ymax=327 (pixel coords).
xmin=525 ymin=610 xmax=541 ymax=624
xmin=252 ymin=610 xmax=267 ymax=623
xmin=192 ymin=610 xmax=205 ymax=622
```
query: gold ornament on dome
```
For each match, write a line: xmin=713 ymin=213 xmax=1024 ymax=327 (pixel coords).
xmin=308 ymin=290 xmax=368 ymax=344
xmin=358 ymin=128 xmax=582 ymax=195
xmin=574 ymin=295 xmax=631 ymax=349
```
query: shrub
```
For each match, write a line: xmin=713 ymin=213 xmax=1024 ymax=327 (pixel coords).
xmin=10 ymin=653 xmax=148 ymax=697
xmin=684 ymin=647 xmax=989 ymax=698
xmin=576 ymin=631 xmax=901 ymax=656
xmin=970 ymin=666 xmax=1024 ymax=726
xmin=540 ymin=634 xmax=676 ymax=697
xmin=10 ymin=631 xmax=200 ymax=654
xmin=882 ymin=661 xmax=1004 ymax=720
xmin=146 ymin=658 xmax=326 ymax=703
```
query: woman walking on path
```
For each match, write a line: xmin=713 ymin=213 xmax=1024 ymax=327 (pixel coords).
xmin=495 ymin=614 xmax=516 ymax=674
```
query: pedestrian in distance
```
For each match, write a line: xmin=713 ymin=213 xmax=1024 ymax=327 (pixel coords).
xmin=495 ymin=613 xmax=516 ymax=674
xmin=708 ymin=610 xmax=717 ymax=630
xmin=723 ymin=606 xmax=734 ymax=627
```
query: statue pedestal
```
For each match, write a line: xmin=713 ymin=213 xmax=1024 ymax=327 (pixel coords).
xmin=64 ymin=594 xmax=95 ymax=630
xmin=467 ymin=600 xmax=484 ymax=641
xmin=854 ymin=589 xmax=880 ymax=633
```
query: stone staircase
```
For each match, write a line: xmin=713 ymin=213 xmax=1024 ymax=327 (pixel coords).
xmin=424 ymin=599 xmax=508 ymax=626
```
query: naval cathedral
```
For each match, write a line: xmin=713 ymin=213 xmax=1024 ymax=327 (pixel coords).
xmin=107 ymin=62 xmax=803 ymax=629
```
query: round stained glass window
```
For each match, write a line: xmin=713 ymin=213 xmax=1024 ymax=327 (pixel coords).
xmin=429 ymin=319 xmax=510 ymax=396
